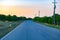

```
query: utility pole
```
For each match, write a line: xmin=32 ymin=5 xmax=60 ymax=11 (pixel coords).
xmin=53 ymin=0 xmax=57 ymax=25
xmin=38 ymin=10 xmax=40 ymax=17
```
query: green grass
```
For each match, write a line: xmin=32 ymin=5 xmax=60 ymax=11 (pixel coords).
xmin=43 ymin=23 xmax=60 ymax=30
xmin=0 ymin=21 xmax=23 ymax=38
xmin=34 ymin=21 xmax=60 ymax=30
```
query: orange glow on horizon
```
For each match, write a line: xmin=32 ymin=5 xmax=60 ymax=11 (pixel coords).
xmin=0 ymin=5 xmax=60 ymax=18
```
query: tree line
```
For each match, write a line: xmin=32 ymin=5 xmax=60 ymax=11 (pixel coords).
xmin=0 ymin=14 xmax=27 ymax=21
xmin=0 ymin=14 xmax=60 ymax=25
xmin=33 ymin=14 xmax=60 ymax=25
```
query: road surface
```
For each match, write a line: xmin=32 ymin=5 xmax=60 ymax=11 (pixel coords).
xmin=1 ymin=20 xmax=60 ymax=40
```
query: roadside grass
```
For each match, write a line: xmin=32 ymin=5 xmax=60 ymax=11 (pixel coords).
xmin=0 ymin=21 xmax=23 ymax=38
xmin=33 ymin=21 xmax=60 ymax=30
xmin=43 ymin=23 xmax=60 ymax=30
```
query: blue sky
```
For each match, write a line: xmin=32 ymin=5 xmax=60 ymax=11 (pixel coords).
xmin=0 ymin=0 xmax=59 ymax=6
xmin=0 ymin=0 xmax=53 ymax=5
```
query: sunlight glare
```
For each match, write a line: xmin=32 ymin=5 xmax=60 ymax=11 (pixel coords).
xmin=1 ymin=0 xmax=16 ymax=6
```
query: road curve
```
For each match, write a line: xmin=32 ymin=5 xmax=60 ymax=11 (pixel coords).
xmin=1 ymin=20 xmax=60 ymax=40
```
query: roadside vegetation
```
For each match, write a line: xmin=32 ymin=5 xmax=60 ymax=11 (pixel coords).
xmin=43 ymin=23 xmax=60 ymax=30
xmin=33 ymin=14 xmax=60 ymax=30
xmin=0 ymin=14 xmax=27 ymax=38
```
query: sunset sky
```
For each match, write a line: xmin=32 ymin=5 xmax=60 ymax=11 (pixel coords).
xmin=0 ymin=0 xmax=60 ymax=18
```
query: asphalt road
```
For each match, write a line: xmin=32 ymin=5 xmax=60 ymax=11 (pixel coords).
xmin=1 ymin=20 xmax=60 ymax=40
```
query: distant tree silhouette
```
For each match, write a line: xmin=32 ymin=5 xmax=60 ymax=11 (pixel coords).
xmin=17 ymin=16 xmax=27 ymax=21
xmin=27 ymin=18 xmax=32 ymax=20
